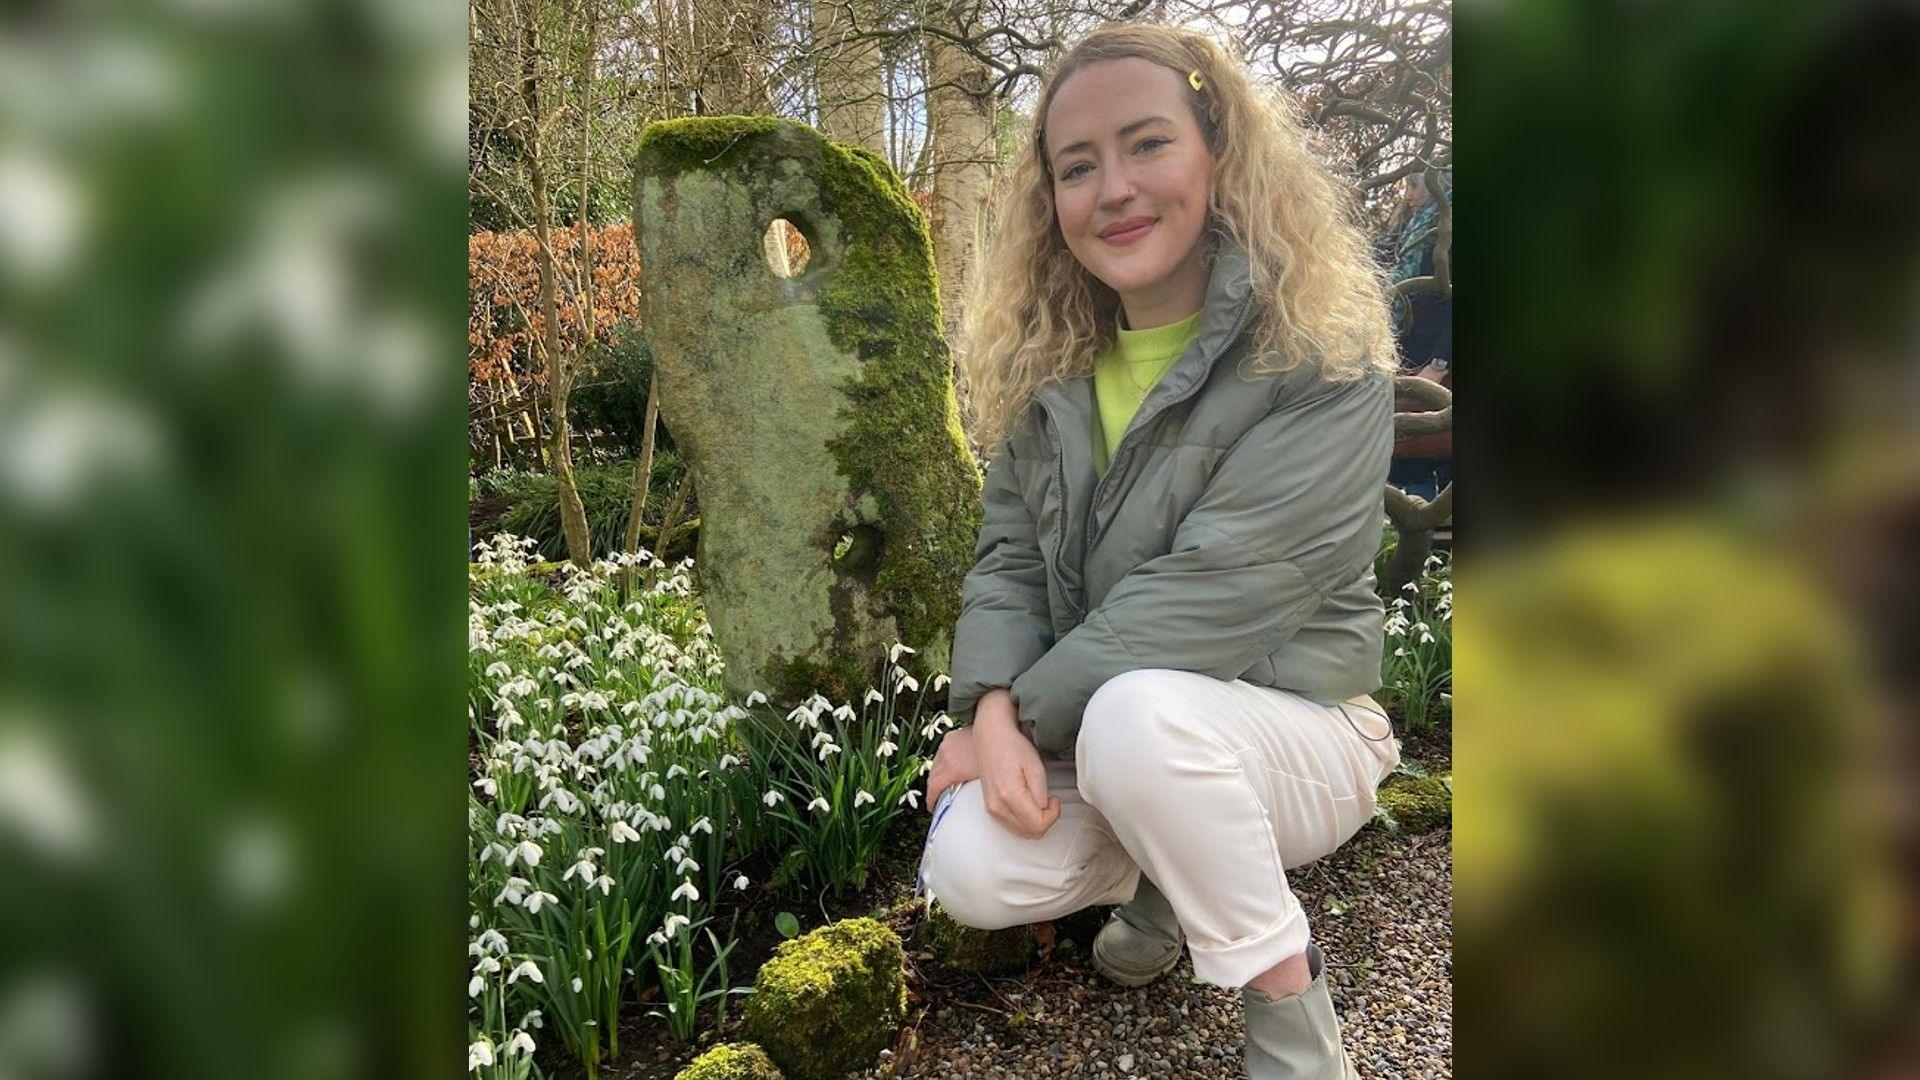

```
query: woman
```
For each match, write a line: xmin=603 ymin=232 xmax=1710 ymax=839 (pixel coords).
xmin=916 ymin=23 xmax=1403 ymax=1079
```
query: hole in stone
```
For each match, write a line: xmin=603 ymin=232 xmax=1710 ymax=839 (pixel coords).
xmin=763 ymin=218 xmax=812 ymax=278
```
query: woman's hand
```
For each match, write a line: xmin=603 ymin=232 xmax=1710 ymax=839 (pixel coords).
xmin=925 ymin=726 xmax=979 ymax=812
xmin=969 ymin=691 xmax=1061 ymax=839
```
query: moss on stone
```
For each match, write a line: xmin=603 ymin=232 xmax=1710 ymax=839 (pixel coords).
xmin=675 ymin=1042 xmax=783 ymax=1080
xmin=740 ymin=917 xmax=907 ymax=1080
xmin=919 ymin=902 xmax=1034 ymax=975
xmin=633 ymin=117 xmax=979 ymax=708
xmin=1375 ymin=772 xmax=1452 ymax=833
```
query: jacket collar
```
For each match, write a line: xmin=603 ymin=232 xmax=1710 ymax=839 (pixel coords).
xmin=1035 ymin=237 xmax=1255 ymax=423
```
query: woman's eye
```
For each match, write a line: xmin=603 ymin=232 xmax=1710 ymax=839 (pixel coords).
xmin=1136 ymin=137 xmax=1170 ymax=154
xmin=1061 ymin=162 xmax=1092 ymax=181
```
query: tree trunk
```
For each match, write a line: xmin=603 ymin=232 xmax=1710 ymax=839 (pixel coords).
xmin=925 ymin=7 xmax=996 ymax=340
xmin=621 ymin=370 xmax=662 ymax=557
xmin=812 ymin=0 xmax=887 ymax=155
xmin=520 ymin=6 xmax=593 ymax=566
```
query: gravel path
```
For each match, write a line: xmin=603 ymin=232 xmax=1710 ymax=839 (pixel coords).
xmin=861 ymin=824 xmax=1453 ymax=1079
xmin=607 ymin=772 xmax=1452 ymax=1080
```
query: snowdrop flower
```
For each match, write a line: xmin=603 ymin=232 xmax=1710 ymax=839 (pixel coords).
xmin=592 ymin=874 xmax=614 ymax=895
xmin=610 ymin=820 xmax=641 ymax=844
xmin=733 ymin=874 xmax=750 ymax=890
xmin=895 ymin=673 xmax=920 ymax=692
xmin=477 ymin=929 xmax=507 ymax=955
xmin=666 ymin=763 xmax=688 ymax=780
xmin=832 ymin=703 xmax=856 ymax=723
xmin=864 ymin=688 xmax=884 ymax=706
xmin=645 ymin=930 xmax=666 ymax=947
xmin=507 ymin=961 xmax=544 ymax=985
xmin=663 ymin=912 xmax=690 ymax=937
xmin=932 ymin=673 xmax=950 ymax=691
xmin=511 ymin=840 xmax=542 ymax=867
xmin=468 ymin=974 xmax=485 ymax=998
xmin=571 ymin=977 xmax=583 ymax=993
xmin=762 ymin=790 xmax=785 ymax=807
xmin=877 ymin=739 xmax=897 ymax=758
xmin=746 ymin=690 xmax=768 ymax=707
xmin=1393 ymin=646 xmax=1407 ymax=657
xmin=717 ymin=754 xmax=740 ymax=770
xmin=473 ymin=776 xmax=497 ymax=797
xmin=807 ymin=796 xmax=831 ymax=814
xmin=506 ymin=1031 xmax=536 ymax=1057
xmin=899 ymin=790 xmax=921 ymax=808
xmin=649 ymin=783 xmax=666 ymax=802
xmin=563 ymin=858 xmax=595 ymax=883
xmin=526 ymin=889 xmax=560 ymax=914
xmin=810 ymin=730 xmax=834 ymax=750
xmin=665 ymin=844 xmax=685 ymax=863
xmin=493 ymin=877 xmax=528 ymax=907
xmin=690 ymin=816 xmax=713 ymax=835
xmin=889 ymin=642 xmax=917 ymax=663
xmin=854 ymin=790 xmax=875 ymax=807
xmin=816 ymin=742 xmax=842 ymax=760
xmin=468 ymin=1040 xmax=495 ymax=1071
xmin=675 ymin=857 xmax=699 ymax=875
xmin=671 ymin=879 xmax=699 ymax=903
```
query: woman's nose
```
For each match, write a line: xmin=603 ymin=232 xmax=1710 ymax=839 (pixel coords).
xmin=1097 ymin=161 xmax=1136 ymax=207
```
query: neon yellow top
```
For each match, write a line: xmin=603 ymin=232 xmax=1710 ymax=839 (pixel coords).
xmin=1092 ymin=308 xmax=1203 ymax=476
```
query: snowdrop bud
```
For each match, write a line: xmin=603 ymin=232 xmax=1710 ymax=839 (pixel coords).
xmin=734 ymin=874 xmax=750 ymax=890
xmin=571 ymin=977 xmax=583 ymax=993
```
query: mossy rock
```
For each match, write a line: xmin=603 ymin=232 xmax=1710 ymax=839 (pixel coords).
xmin=632 ymin=116 xmax=981 ymax=711
xmin=1375 ymin=772 xmax=1452 ymax=833
xmin=918 ymin=902 xmax=1035 ymax=975
xmin=740 ymin=917 xmax=907 ymax=1080
xmin=675 ymin=1042 xmax=783 ymax=1080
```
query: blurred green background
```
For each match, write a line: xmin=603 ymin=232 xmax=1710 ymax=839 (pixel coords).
xmin=0 ymin=0 xmax=1913 ymax=1076
xmin=1460 ymin=0 xmax=1918 ymax=1075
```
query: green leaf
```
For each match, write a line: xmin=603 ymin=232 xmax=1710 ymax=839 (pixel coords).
xmin=1325 ymin=895 xmax=1350 ymax=916
xmin=775 ymin=911 xmax=800 ymax=938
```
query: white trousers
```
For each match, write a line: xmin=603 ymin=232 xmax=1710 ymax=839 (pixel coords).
xmin=918 ymin=669 xmax=1401 ymax=988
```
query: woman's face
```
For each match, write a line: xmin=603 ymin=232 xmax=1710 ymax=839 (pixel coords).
xmin=1045 ymin=57 xmax=1217 ymax=323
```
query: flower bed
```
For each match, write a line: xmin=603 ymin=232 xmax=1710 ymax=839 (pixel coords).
xmin=467 ymin=534 xmax=952 ymax=1078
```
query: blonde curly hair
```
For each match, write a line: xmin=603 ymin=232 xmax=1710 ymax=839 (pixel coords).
xmin=957 ymin=23 xmax=1396 ymax=456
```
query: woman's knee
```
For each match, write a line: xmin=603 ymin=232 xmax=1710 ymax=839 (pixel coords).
xmin=1076 ymin=669 xmax=1197 ymax=809
xmin=919 ymin=799 xmax=1033 ymax=931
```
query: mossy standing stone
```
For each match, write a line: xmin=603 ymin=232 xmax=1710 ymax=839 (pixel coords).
xmin=675 ymin=1041 xmax=784 ymax=1080
xmin=740 ymin=917 xmax=906 ymax=1080
xmin=631 ymin=117 xmax=982 ymax=708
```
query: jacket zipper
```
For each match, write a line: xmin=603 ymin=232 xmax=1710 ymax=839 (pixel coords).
xmin=1081 ymin=296 xmax=1257 ymax=560
xmin=1033 ymin=295 xmax=1256 ymax=623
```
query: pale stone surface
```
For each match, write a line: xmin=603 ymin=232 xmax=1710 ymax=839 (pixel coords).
xmin=632 ymin=117 xmax=981 ymax=706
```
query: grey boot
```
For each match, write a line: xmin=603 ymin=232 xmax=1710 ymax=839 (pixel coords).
xmin=1091 ymin=876 xmax=1184 ymax=987
xmin=1242 ymin=943 xmax=1360 ymax=1079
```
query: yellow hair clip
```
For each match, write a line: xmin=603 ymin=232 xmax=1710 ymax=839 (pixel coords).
xmin=1188 ymin=69 xmax=1205 ymax=92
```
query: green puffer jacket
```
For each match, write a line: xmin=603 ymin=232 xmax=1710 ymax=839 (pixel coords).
xmin=946 ymin=242 xmax=1394 ymax=754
